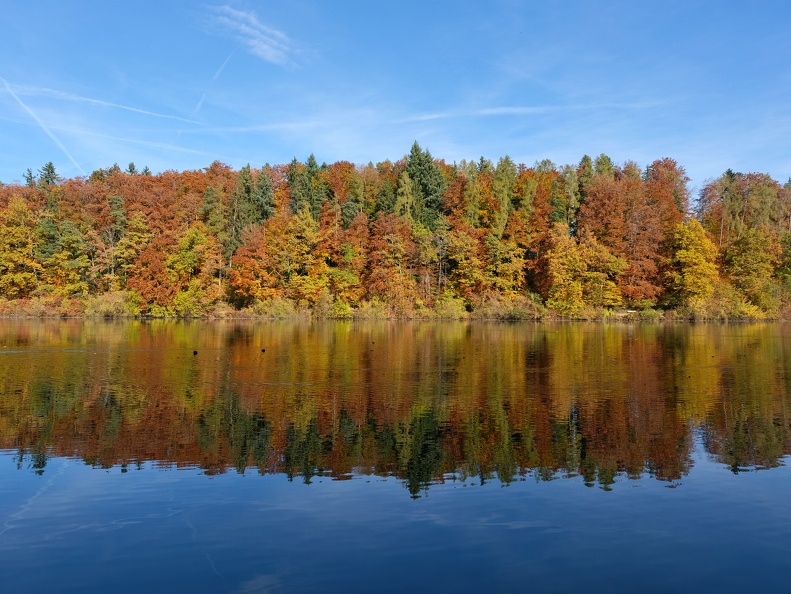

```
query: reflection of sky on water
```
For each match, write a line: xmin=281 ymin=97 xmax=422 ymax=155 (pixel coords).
xmin=2 ymin=442 xmax=791 ymax=593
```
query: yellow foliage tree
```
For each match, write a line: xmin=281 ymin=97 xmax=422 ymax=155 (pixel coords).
xmin=668 ymin=218 xmax=719 ymax=306
xmin=0 ymin=196 xmax=42 ymax=297
xmin=545 ymin=223 xmax=585 ymax=316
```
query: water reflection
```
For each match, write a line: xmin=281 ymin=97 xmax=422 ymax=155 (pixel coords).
xmin=2 ymin=320 xmax=790 ymax=494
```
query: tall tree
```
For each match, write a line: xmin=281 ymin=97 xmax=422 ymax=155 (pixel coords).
xmin=0 ymin=196 xmax=42 ymax=297
xmin=366 ymin=213 xmax=419 ymax=313
xmin=405 ymin=141 xmax=446 ymax=230
xmin=724 ymin=228 xmax=781 ymax=311
xmin=37 ymin=162 xmax=59 ymax=187
xmin=491 ymin=156 xmax=517 ymax=238
xmin=551 ymin=165 xmax=581 ymax=230
xmin=226 ymin=164 xmax=255 ymax=260
xmin=666 ymin=218 xmax=719 ymax=307
xmin=287 ymin=155 xmax=328 ymax=219
xmin=253 ymin=166 xmax=276 ymax=221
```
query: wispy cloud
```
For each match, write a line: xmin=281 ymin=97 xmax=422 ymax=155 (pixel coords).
xmin=209 ymin=5 xmax=293 ymax=66
xmin=1 ymin=77 xmax=85 ymax=174
xmin=396 ymin=101 xmax=666 ymax=124
xmin=50 ymin=126 xmax=215 ymax=157
xmin=10 ymin=84 xmax=201 ymax=124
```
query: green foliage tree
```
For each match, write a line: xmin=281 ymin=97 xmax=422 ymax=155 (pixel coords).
xmin=23 ymin=168 xmax=36 ymax=188
xmin=393 ymin=171 xmax=417 ymax=222
xmin=577 ymin=155 xmax=594 ymax=202
xmin=115 ymin=211 xmax=152 ymax=282
xmin=37 ymin=162 xmax=59 ymax=187
xmin=200 ymin=186 xmax=229 ymax=248
xmin=491 ymin=156 xmax=517 ymax=237
xmin=551 ymin=165 xmax=580 ymax=230
xmin=287 ymin=155 xmax=328 ymax=220
xmin=165 ymin=223 xmax=223 ymax=315
xmin=593 ymin=154 xmax=614 ymax=179
xmin=226 ymin=164 xmax=255 ymax=260
xmin=724 ymin=228 xmax=781 ymax=311
xmin=253 ymin=166 xmax=276 ymax=221
xmin=45 ymin=220 xmax=91 ymax=297
xmin=405 ymin=141 xmax=446 ymax=230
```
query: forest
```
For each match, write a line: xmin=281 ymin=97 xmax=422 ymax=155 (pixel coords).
xmin=1 ymin=143 xmax=790 ymax=319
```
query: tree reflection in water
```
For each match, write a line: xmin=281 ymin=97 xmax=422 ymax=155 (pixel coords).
xmin=2 ymin=320 xmax=790 ymax=493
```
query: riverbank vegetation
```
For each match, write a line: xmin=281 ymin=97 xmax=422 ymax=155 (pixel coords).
xmin=1 ymin=145 xmax=789 ymax=319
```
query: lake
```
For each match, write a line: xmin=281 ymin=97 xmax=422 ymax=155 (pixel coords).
xmin=1 ymin=320 xmax=790 ymax=593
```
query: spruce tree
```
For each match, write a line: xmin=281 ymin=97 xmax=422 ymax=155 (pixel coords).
xmin=226 ymin=165 xmax=255 ymax=259
xmin=253 ymin=166 xmax=276 ymax=221
xmin=405 ymin=141 xmax=446 ymax=230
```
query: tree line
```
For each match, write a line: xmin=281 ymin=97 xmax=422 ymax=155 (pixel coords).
xmin=1 ymin=144 xmax=790 ymax=318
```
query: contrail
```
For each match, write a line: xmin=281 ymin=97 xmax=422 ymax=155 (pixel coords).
xmin=193 ymin=91 xmax=209 ymax=116
xmin=213 ymin=51 xmax=234 ymax=80
xmin=1 ymin=77 xmax=85 ymax=175
xmin=13 ymin=85 xmax=201 ymax=125
xmin=192 ymin=51 xmax=235 ymax=115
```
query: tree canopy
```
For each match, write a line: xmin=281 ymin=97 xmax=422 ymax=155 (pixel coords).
xmin=0 ymin=149 xmax=788 ymax=318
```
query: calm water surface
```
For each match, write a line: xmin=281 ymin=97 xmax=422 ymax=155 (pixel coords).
xmin=1 ymin=320 xmax=790 ymax=593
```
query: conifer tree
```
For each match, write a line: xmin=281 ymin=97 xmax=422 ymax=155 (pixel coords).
xmin=253 ymin=166 xmax=276 ymax=221
xmin=226 ymin=164 xmax=255 ymax=259
xmin=405 ymin=141 xmax=446 ymax=230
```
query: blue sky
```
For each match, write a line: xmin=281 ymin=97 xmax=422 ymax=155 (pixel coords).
xmin=1 ymin=1 xmax=789 ymax=193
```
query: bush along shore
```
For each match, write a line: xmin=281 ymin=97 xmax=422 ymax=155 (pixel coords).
xmin=1 ymin=147 xmax=790 ymax=320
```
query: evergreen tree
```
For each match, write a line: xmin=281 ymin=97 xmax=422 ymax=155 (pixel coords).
xmin=34 ymin=214 xmax=60 ymax=261
xmin=593 ymin=154 xmax=614 ymax=179
xmin=550 ymin=165 xmax=580 ymax=230
xmin=200 ymin=186 xmax=228 ymax=245
xmin=253 ymin=166 xmax=276 ymax=221
xmin=405 ymin=141 xmax=446 ymax=230
xmin=577 ymin=155 xmax=594 ymax=202
xmin=287 ymin=155 xmax=328 ymax=219
xmin=23 ymin=168 xmax=36 ymax=188
xmin=107 ymin=194 xmax=127 ymax=245
xmin=38 ymin=162 xmax=59 ymax=186
xmin=341 ymin=173 xmax=366 ymax=228
xmin=226 ymin=165 xmax=256 ymax=259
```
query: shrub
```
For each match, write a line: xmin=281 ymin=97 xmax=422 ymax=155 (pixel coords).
xmin=84 ymin=291 xmax=141 ymax=318
xmin=433 ymin=292 xmax=468 ymax=319
xmin=251 ymin=297 xmax=299 ymax=318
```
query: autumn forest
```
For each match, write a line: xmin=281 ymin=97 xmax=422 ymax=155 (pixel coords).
xmin=1 ymin=143 xmax=790 ymax=319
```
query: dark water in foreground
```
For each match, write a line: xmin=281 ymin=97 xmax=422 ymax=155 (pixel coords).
xmin=1 ymin=320 xmax=790 ymax=593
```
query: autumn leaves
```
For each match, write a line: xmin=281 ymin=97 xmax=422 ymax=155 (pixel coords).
xmin=0 ymin=150 xmax=788 ymax=318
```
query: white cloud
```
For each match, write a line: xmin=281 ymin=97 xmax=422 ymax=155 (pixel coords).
xmin=209 ymin=5 xmax=293 ymax=66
